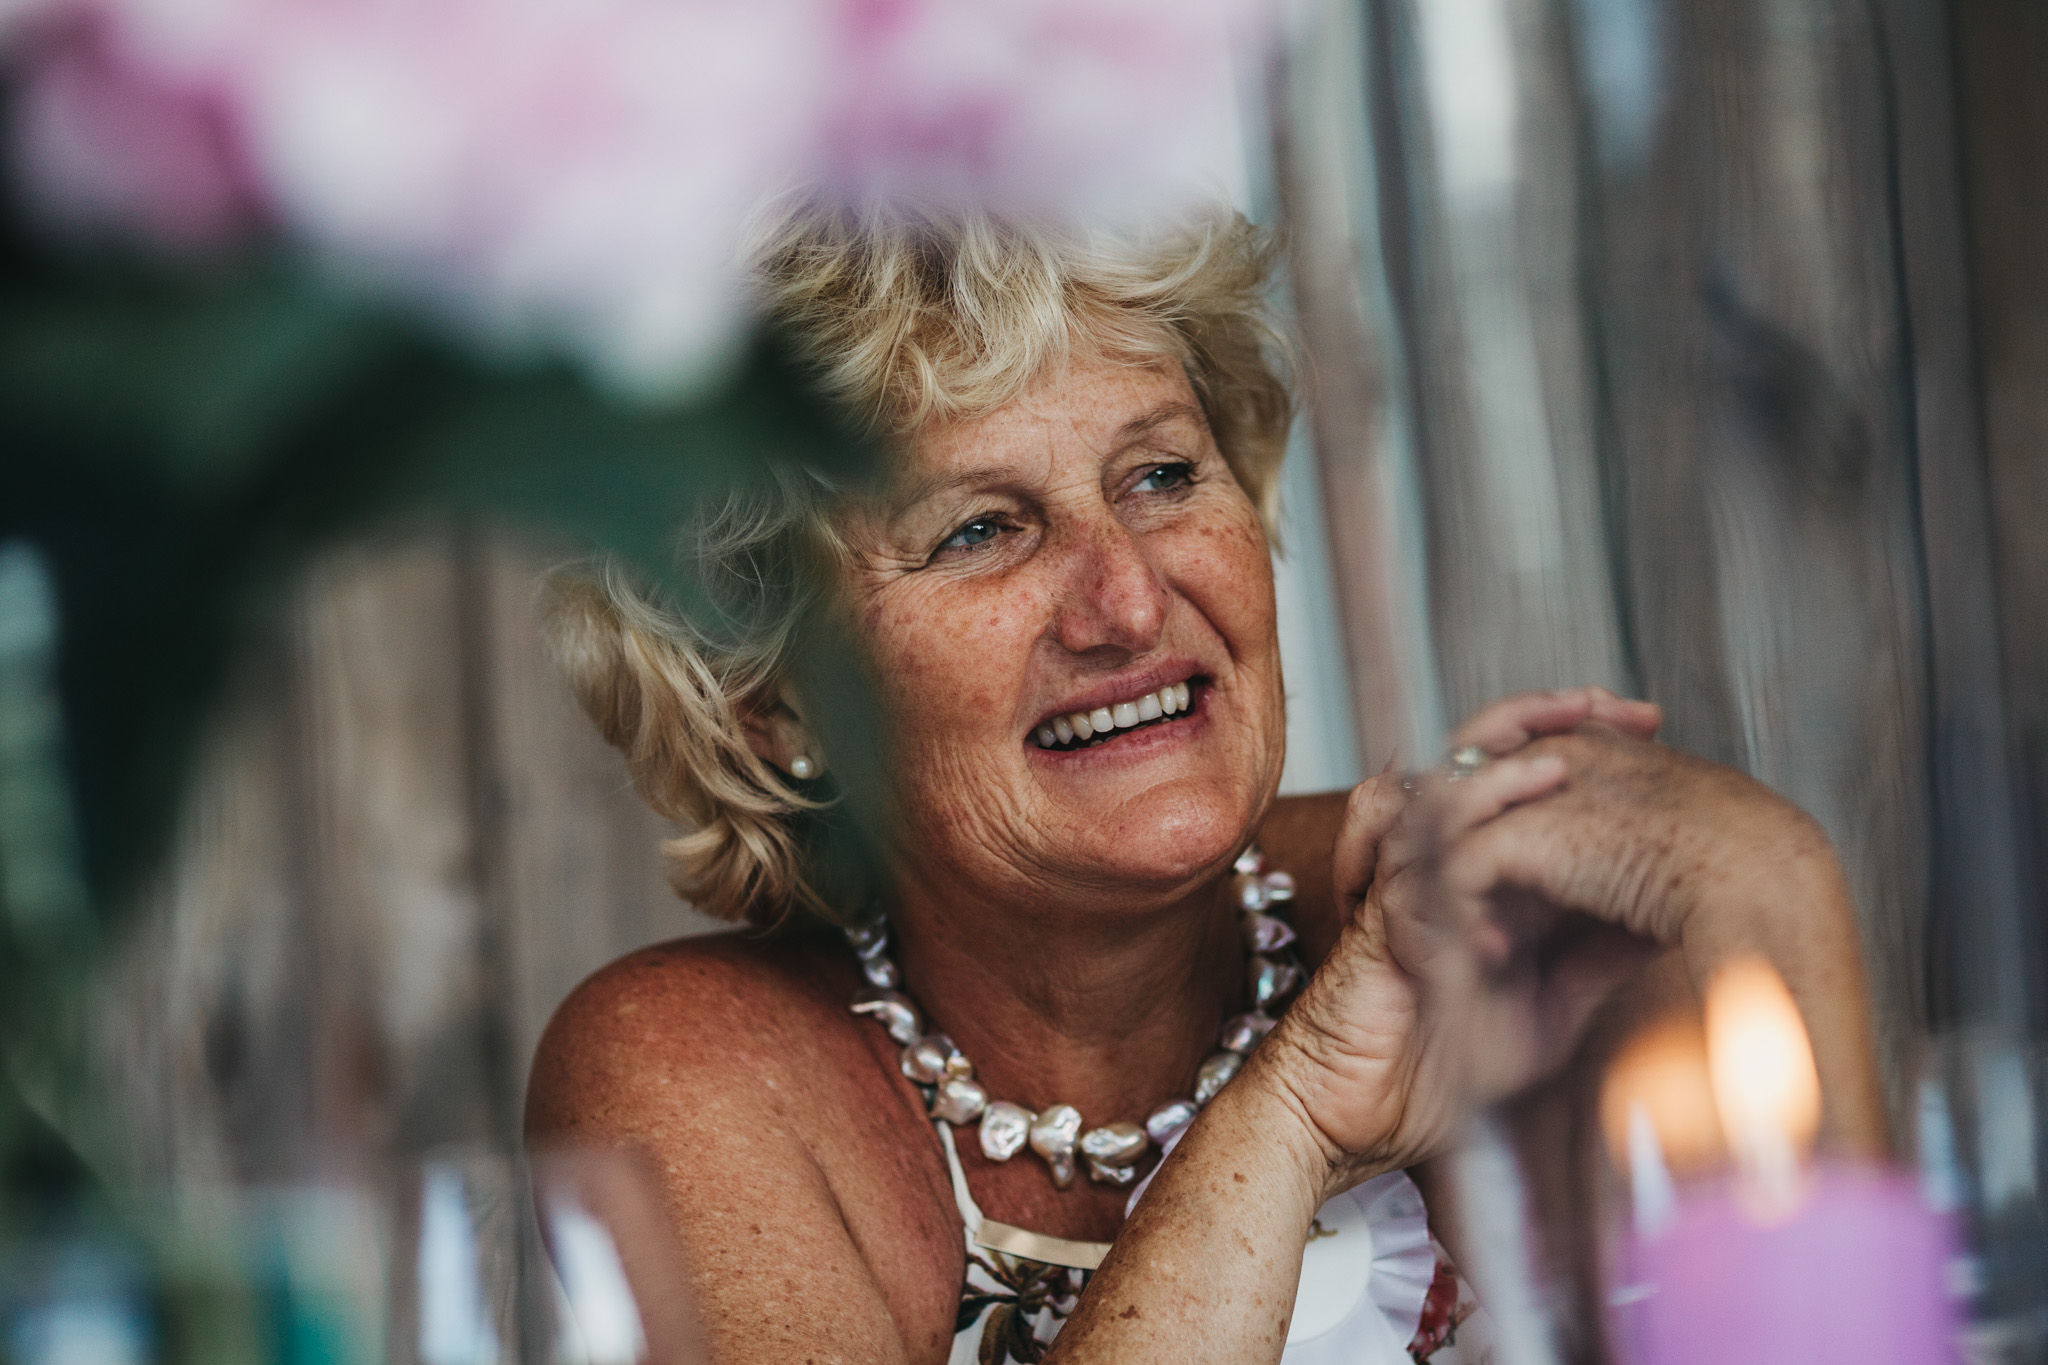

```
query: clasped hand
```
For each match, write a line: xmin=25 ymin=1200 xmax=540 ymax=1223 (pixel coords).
xmin=1258 ymin=687 xmax=1840 ymax=1199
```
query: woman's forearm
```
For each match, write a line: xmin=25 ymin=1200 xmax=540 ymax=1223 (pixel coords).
xmin=1680 ymin=818 xmax=1890 ymax=1156
xmin=1044 ymin=1067 xmax=1337 ymax=1364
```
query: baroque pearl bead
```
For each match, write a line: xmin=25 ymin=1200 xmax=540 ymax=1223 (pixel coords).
xmin=980 ymin=1101 xmax=1033 ymax=1161
xmin=902 ymin=1034 xmax=965 ymax=1084
xmin=1145 ymin=1099 xmax=1198 ymax=1145
xmin=1247 ymin=955 xmax=1300 ymax=1010
xmin=1194 ymin=1051 xmax=1242 ymax=1104
xmin=1080 ymin=1121 xmax=1148 ymax=1166
xmin=1241 ymin=911 xmax=1297 ymax=954
xmin=1030 ymin=1105 xmax=1083 ymax=1189
xmin=1219 ymin=1011 xmax=1276 ymax=1055
xmin=850 ymin=988 xmax=922 ymax=1045
xmin=1030 ymin=1104 xmax=1081 ymax=1154
xmin=931 ymin=1076 xmax=988 ymax=1124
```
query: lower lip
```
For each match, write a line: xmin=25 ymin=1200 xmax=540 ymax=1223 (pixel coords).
xmin=1026 ymin=689 xmax=1211 ymax=764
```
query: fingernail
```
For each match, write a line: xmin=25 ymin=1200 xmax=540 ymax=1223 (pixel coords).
xmin=1528 ymin=754 xmax=1567 ymax=778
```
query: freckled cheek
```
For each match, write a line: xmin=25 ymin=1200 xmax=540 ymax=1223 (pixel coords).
xmin=857 ymin=586 xmax=1049 ymax=740
xmin=1160 ymin=514 xmax=1277 ymax=649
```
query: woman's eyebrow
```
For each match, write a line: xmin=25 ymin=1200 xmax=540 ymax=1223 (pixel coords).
xmin=884 ymin=401 xmax=1208 ymax=517
xmin=884 ymin=466 xmax=1020 ymax=520
xmin=1108 ymin=400 xmax=1208 ymax=452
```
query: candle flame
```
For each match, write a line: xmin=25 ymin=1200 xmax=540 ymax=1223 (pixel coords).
xmin=1705 ymin=956 xmax=1820 ymax=1212
xmin=1601 ymin=1018 xmax=1724 ymax=1237
xmin=1600 ymin=1019 xmax=1725 ymax=1176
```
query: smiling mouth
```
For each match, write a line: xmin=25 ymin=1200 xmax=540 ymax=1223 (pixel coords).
xmin=1031 ymin=680 xmax=1199 ymax=752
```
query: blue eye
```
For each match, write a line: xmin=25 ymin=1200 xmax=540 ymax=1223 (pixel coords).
xmin=941 ymin=516 xmax=1002 ymax=551
xmin=1133 ymin=463 xmax=1195 ymax=493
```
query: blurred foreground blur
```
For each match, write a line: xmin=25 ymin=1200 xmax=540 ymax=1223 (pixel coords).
xmin=3 ymin=0 xmax=2048 ymax=1361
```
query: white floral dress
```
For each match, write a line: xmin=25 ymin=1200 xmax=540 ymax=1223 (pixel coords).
xmin=936 ymin=1124 xmax=1496 ymax=1365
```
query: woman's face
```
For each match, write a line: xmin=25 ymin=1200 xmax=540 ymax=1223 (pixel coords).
xmin=837 ymin=354 xmax=1287 ymax=918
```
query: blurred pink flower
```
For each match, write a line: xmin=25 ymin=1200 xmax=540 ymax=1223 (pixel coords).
xmin=11 ymin=20 xmax=262 ymax=250
xmin=824 ymin=0 xmax=1262 ymax=215
xmin=3 ymin=0 xmax=1275 ymax=397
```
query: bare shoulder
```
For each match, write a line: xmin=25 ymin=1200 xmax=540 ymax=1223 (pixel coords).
xmin=527 ymin=923 xmax=888 ymax=1145
xmin=525 ymin=924 xmax=966 ymax=1364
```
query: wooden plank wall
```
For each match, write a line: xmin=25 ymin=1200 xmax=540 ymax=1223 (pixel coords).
xmin=1325 ymin=0 xmax=2038 ymax=1117
xmin=92 ymin=533 xmax=716 ymax=1192
xmin=1588 ymin=0 xmax=1942 ymax=1093
xmin=1287 ymin=1 xmax=2037 ymax=1353
xmin=1955 ymin=0 xmax=2048 ymax=1034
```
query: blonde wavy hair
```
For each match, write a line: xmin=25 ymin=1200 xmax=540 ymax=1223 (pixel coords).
xmin=549 ymin=201 xmax=1296 ymax=925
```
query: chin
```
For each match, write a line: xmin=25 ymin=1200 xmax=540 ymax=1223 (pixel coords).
xmin=1073 ymin=774 xmax=1267 ymax=893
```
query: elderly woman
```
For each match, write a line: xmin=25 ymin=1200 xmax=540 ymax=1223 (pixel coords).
xmin=527 ymin=206 xmax=1885 ymax=1365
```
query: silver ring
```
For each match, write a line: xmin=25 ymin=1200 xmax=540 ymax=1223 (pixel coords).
xmin=1445 ymin=745 xmax=1490 ymax=781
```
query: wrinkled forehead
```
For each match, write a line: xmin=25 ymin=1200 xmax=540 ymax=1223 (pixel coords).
xmin=871 ymin=356 xmax=1207 ymax=512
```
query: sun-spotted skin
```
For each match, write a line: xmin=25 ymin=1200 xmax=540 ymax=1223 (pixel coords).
xmin=836 ymin=354 xmax=1288 ymax=925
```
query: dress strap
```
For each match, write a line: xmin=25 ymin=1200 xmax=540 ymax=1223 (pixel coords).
xmin=934 ymin=1121 xmax=986 ymax=1235
xmin=934 ymin=1122 xmax=1111 ymax=1271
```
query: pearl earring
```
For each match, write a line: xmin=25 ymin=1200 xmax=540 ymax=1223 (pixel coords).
xmin=790 ymin=755 xmax=816 ymax=780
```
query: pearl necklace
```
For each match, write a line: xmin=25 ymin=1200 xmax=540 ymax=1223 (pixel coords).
xmin=844 ymin=847 xmax=1307 ymax=1189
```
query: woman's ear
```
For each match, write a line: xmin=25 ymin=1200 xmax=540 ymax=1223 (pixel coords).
xmin=739 ymin=685 xmax=824 ymax=780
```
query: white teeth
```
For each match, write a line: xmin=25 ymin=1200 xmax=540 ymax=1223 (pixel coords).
xmin=1040 ymin=681 xmax=1195 ymax=749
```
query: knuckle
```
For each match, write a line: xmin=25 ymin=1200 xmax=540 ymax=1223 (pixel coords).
xmin=1497 ymin=689 xmax=1554 ymax=719
xmin=1347 ymin=777 xmax=1384 ymax=816
xmin=1523 ymin=732 xmax=1583 ymax=763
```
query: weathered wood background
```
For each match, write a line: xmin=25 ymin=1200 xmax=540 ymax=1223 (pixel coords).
xmin=1283 ymin=0 xmax=2047 ymax=1102
xmin=1957 ymin=0 xmax=2048 ymax=1039
xmin=1276 ymin=0 xmax=2047 ymax=1354
xmin=95 ymin=534 xmax=717 ymax=1185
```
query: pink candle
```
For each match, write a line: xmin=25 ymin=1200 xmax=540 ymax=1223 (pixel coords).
xmin=1603 ymin=960 xmax=1963 ymax=1365
xmin=1611 ymin=1166 xmax=1960 ymax=1365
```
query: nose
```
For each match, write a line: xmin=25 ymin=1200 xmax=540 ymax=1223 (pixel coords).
xmin=1048 ymin=513 xmax=1171 ymax=658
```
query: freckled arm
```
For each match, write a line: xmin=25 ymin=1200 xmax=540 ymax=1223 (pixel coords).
xmin=1041 ymin=1057 xmax=1341 ymax=1365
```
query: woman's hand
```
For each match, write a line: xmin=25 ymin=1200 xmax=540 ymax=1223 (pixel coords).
xmin=1258 ymin=685 xmax=1883 ymax=1196
xmin=1057 ymin=690 xmax=1882 ymax=1364
xmin=1414 ymin=720 xmax=1883 ymax=1148
xmin=1249 ymin=688 xmax=1665 ymax=1196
